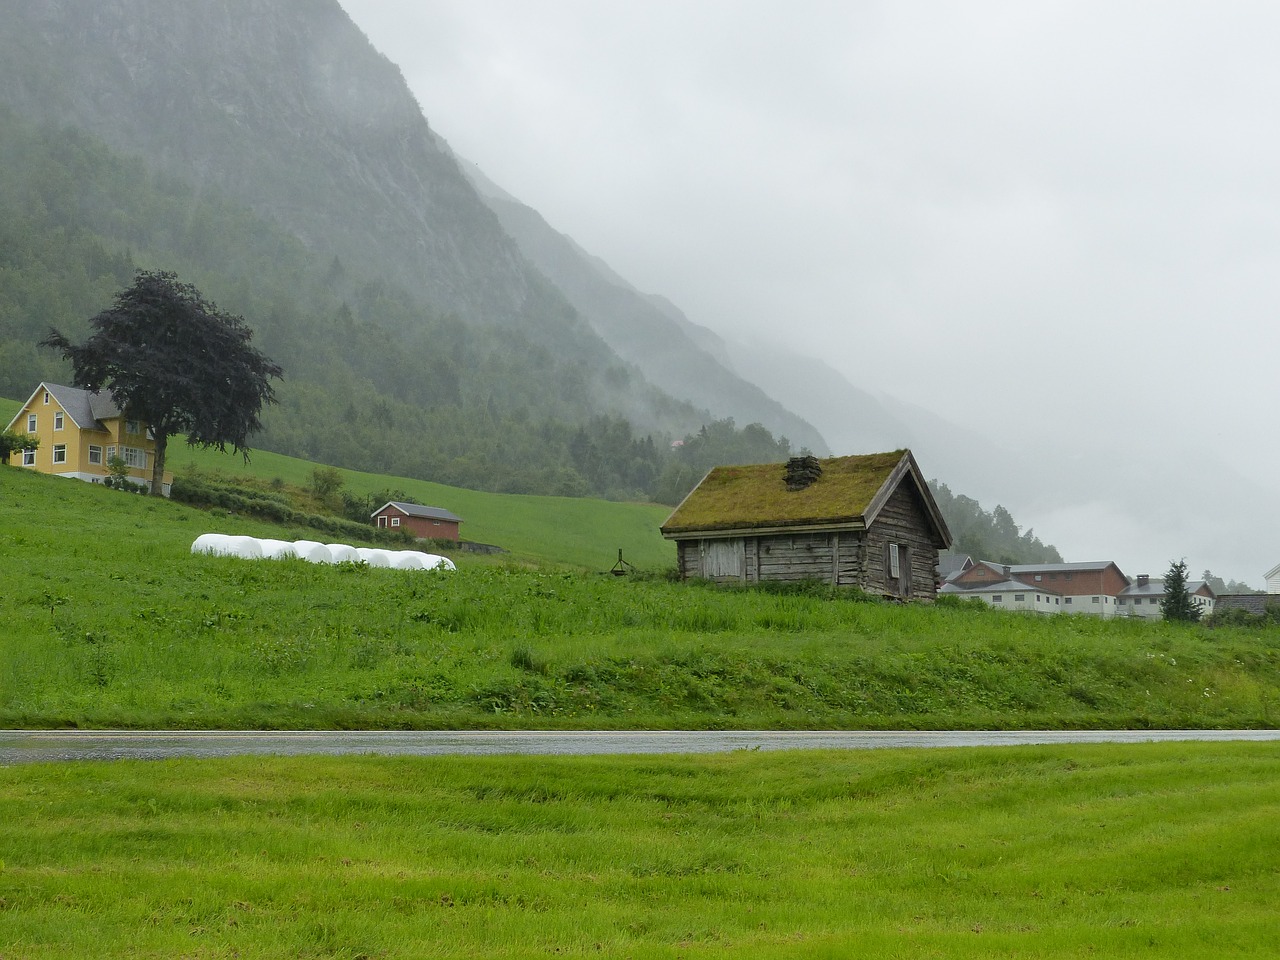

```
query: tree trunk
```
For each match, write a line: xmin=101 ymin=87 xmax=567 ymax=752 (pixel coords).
xmin=151 ymin=431 xmax=168 ymax=496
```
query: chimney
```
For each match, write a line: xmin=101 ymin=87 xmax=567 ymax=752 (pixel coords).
xmin=1003 ymin=565 xmax=1011 ymax=578
xmin=784 ymin=456 xmax=823 ymax=491
xmin=1137 ymin=574 xmax=1149 ymax=587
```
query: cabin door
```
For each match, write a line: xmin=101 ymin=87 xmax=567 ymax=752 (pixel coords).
xmin=703 ymin=538 xmax=745 ymax=580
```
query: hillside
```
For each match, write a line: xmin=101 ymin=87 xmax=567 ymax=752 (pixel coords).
xmin=2 ymin=459 xmax=1277 ymax=732
xmin=1 ymin=394 xmax=674 ymax=571
xmin=0 ymin=1 xmax=832 ymax=505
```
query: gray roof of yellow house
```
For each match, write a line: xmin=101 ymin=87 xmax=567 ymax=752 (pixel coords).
xmin=660 ymin=449 xmax=951 ymax=547
xmin=5 ymin=382 xmax=122 ymax=433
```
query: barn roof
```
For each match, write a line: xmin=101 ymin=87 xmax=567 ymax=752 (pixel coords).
xmin=660 ymin=449 xmax=950 ymax=547
xmin=371 ymin=501 xmax=463 ymax=524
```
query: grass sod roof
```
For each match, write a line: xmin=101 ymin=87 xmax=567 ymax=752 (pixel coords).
xmin=661 ymin=450 xmax=912 ymax=535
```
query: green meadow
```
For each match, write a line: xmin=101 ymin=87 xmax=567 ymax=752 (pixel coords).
xmin=1 ymin=743 xmax=1277 ymax=958
xmin=2 ymin=459 xmax=1278 ymax=730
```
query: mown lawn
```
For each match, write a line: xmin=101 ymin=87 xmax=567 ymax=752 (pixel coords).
xmin=1 ymin=742 xmax=1276 ymax=958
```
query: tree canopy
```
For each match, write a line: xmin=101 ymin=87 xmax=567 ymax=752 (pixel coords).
xmin=42 ymin=270 xmax=282 ymax=494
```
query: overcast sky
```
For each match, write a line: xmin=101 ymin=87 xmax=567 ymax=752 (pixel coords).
xmin=339 ymin=1 xmax=1278 ymax=584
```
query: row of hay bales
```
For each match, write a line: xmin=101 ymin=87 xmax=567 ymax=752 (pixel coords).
xmin=191 ymin=534 xmax=455 ymax=571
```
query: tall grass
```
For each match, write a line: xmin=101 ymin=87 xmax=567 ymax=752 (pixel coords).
xmin=2 ymin=465 xmax=1278 ymax=730
xmin=0 ymin=743 xmax=1276 ymax=957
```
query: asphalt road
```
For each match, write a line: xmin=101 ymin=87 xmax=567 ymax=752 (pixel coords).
xmin=2 ymin=728 xmax=1277 ymax=764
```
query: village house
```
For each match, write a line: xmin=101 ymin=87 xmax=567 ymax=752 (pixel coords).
xmin=371 ymin=501 xmax=463 ymax=542
xmin=4 ymin=382 xmax=172 ymax=495
xmin=940 ymin=575 xmax=1063 ymax=613
xmin=948 ymin=559 xmax=1130 ymax=617
xmin=1116 ymin=573 xmax=1215 ymax=620
xmin=1266 ymin=563 xmax=1280 ymax=594
xmin=659 ymin=450 xmax=952 ymax=597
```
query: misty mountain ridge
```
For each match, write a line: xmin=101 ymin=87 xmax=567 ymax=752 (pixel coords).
xmin=0 ymin=0 xmax=1073 ymax=564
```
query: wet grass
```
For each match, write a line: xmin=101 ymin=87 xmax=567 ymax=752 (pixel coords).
xmin=0 ymin=742 xmax=1276 ymax=957
xmin=2 ymin=464 xmax=1279 ymax=730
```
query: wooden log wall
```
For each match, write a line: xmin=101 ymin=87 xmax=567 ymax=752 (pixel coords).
xmin=864 ymin=482 xmax=940 ymax=598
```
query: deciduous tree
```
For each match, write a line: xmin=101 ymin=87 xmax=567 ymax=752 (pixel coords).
xmin=42 ymin=270 xmax=282 ymax=495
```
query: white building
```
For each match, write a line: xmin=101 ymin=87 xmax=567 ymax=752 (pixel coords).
xmin=940 ymin=578 xmax=1063 ymax=614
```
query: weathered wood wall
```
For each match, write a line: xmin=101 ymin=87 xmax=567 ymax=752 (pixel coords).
xmin=864 ymin=482 xmax=940 ymax=598
xmin=676 ymin=531 xmax=875 ymax=588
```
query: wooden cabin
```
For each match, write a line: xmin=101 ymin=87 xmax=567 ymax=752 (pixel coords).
xmin=660 ymin=450 xmax=951 ymax=598
xmin=371 ymin=501 xmax=462 ymax=542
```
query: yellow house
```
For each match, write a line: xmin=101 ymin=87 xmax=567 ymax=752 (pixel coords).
xmin=4 ymin=382 xmax=173 ymax=495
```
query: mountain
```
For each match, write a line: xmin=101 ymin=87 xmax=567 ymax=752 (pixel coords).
xmin=0 ymin=0 xmax=824 ymax=500
xmin=457 ymin=157 xmax=830 ymax=455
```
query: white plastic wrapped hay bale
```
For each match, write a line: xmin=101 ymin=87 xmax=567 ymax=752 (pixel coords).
xmin=355 ymin=547 xmax=393 ymax=567
xmin=292 ymin=540 xmax=334 ymax=564
xmin=226 ymin=536 xmax=264 ymax=559
xmin=192 ymin=533 xmax=232 ymax=556
xmin=258 ymin=538 xmax=298 ymax=560
xmin=325 ymin=543 xmax=361 ymax=564
xmin=393 ymin=550 xmax=456 ymax=572
xmin=390 ymin=551 xmax=428 ymax=570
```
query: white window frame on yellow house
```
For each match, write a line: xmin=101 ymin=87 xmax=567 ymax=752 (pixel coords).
xmin=88 ymin=445 xmax=103 ymax=465
xmin=52 ymin=444 xmax=67 ymax=464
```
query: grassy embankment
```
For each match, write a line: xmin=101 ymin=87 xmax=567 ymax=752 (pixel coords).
xmin=2 ymin=743 xmax=1277 ymax=958
xmin=2 ymin=459 xmax=1278 ymax=730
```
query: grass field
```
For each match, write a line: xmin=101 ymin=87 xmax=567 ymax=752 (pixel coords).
xmin=2 ymin=395 xmax=676 ymax=571
xmin=1 ymin=742 xmax=1277 ymax=958
xmin=2 ymin=462 xmax=1278 ymax=730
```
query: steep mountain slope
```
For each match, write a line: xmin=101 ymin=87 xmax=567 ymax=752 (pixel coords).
xmin=459 ymin=160 xmax=830 ymax=455
xmin=0 ymin=0 xmax=830 ymax=500
xmin=0 ymin=0 xmax=550 ymax=335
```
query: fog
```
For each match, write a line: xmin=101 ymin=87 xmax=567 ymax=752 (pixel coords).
xmin=339 ymin=1 xmax=1279 ymax=586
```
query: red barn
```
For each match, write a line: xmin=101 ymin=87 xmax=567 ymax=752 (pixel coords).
xmin=371 ymin=501 xmax=463 ymax=542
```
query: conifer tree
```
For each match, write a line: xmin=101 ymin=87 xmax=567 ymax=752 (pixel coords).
xmin=1161 ymin=558 xmax=1200 ymax=622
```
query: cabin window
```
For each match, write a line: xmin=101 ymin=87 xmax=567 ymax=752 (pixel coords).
xmin=992 ymin=594 xmax=1003 ymax=602
xmin=391 ymin=517 xmax=401 ymax=527
xmin=1149 ymin=598 xmax=1159 ymax=605
xmin=126 ymin=420 xmax=141 ymax=435
xmin=1064 ymin=597 xmax=1072 ymax=605
xmin=122 ymin=447 xmax=146 ymax=469
xmin=52 ymin=444 xmax=66 ymax=464
xmin=1092 ymin=597 xmax=1100 ymax=604
xmin=43 ymin=392 xmax=50 ymax=404
xmin=1015 ymin=594 xmax=1025 ymax=602
xmin=54 ymin=412 xmax=64 ymax=430
xmin=432 ymin=520 xmax=441 ymax=526
xmin=22 ymin=449 xmax=35 ymax=466
xmin=88 ymin=445 xmax=103 ymax=465
xmin=1034 ymin=575 xmax=1042 ymax=582
xmin=888 ymin=543 xmax=900 ymax=580
xmin=27 ymin=414 xmax=36 ymax=432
